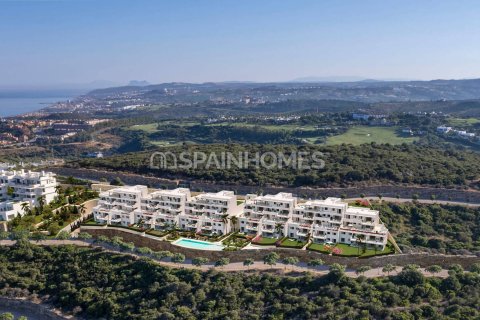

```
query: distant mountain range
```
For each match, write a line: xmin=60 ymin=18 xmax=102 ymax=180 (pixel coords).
xmin=289 ymin=76 xmax=414 ymax=83
xmin=86 ymin=78 xmax=480 ymax=103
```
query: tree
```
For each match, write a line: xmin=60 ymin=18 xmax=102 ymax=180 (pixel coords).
xmin=448 ymin=264 xmax=464 ymax=276
xmin=274 ymin=223 xmax=284 ymax=237
xmin=243 ymin=258 xmax=254 ymax=269
xmin=229 ymin=216 xmax=238 ymax=232
xmin=263 ymin=252 xmax=280 ymax=268
xmin=192 ymin=257 xmax=209 ymax=267
xmin=356 ymin=234 xmax=365 ymax=255
xmin=470 ymin=263 xmax=480 ymax=274
xmin=307 ymin=258 xmax=324 ymax=268
xmin=20 ymin=202 xmax=30 ymax=216
xmin=328 ymin=263 xmax=346 ymax=281
xmin=55 ymin=185 xmax=63 ymax=194
xmin=37 ymin=195 xmax=46 ymax=213
xmin=0 ymin=313 xmax=14 ymax=320
xmin=152 ymin=251 xmax=172 ymax=260
xmin=171 ymin=253 xmax=185 ymax=264
xmin=355 ymin=266 xmax=371 ymax=276
xmin=6 ymin=186 xmax=14 ymax=197
xmin=282 ymin=256 xmax=299 ymax=270
xmin=426 ymin=265 xmax=442 ymax=275
xmin=31 ymin=232 xmax=46 ymax=242
xmin=0 ymin=231 xmax=9 ymax=240
xmin=118 ymin=241 xmax=134 ymax=251
xmin=215 ymin=257 xmax=230 ymax=268
xmin=56 ymin=231 xmax=70 ymax=240
xmin=382 ymin=264 xmax=397 ymax=276
xmin=221 ymin=214 xmax=229 ymax=225
xmin=111 ymin=177 xmax=125 ymax=186
xmin=77 ymin=232 xmax=92 ymax=240
xmin=136 ymin=247 xmax=153 ymax=255
xmin=78 ymin=203 xmax=87 ymax=214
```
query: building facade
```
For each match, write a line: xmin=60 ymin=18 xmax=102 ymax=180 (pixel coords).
xmin=239 ymin=193 xmax=296 ymax=238
xmin=92 ymin=186 xmax=389 ymax=249
xmin=182 ymin=190 xmax=242 ymax=235
xmin=0 ymin=169 xmax=58 ymax=221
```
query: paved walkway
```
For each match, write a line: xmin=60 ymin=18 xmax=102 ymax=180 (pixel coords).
xmin=0 ymin=239 xmax=451 ymax=279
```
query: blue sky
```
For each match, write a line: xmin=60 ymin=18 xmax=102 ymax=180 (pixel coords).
xmin=1 ymin=0 xmax=480 ymax=86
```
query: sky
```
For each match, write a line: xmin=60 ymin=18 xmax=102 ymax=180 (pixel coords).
xmin=1 ymin=0 xmax=480 ymax=87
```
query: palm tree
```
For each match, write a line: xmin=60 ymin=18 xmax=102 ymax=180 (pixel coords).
xmin=274 ymin=223 xmax=284 ymax=237
xmin=36 ymin=195 xmax=46 ymax=214
xmin=221 ymin=214 xmax=229 ymax=224
xmin=78 ymin=204 xmax=86 ymax=215
xmin=229 ymin=216 xmax=238 ymax=232
xmin=356 ymin=234 xmax=365 ymax=255
xmin=20 ymin=202 xmax=30 ymax=216
xmin=55 ymin=185 xmax=63 ymax=195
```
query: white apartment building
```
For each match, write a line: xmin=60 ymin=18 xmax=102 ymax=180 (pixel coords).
xmin=182 ymin=190 xmax=242 ymax=235
xmin=288 ymin=197 xmax=388 ymax=249
xmin=93 ymin=185 xmax=148 ymax=226
xmin=91 ymin=186 xmax=389 ymax=249
xmin=93 ymin=187 xmax=242 ymax=235
xmin=0 ymin=169 xmax=58 ymax=221
xmin=134 ymin=188 xmax=190 ymax=230
xmin=239 ymin=193 xmax=297 ymax=238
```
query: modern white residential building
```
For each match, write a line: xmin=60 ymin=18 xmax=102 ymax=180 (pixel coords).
xmin=287 ymin=197 xmax=388 ymax=249
xmin=91 ymin=185 xmax=389 ymax=249
xmin=0 ymin=169 xmax=58 ymax=221
xmin=93 ymin=185 xmax=148 ymax=226
xmin=93 ymin=187 xmax=242 ymax=235
xmin=239 ymin=193 xmax=297 ymax=237
xmin=135 ymin=188 xmax=191 ymax=230
xmin=182 ymin=190 xmax=242 ymax=235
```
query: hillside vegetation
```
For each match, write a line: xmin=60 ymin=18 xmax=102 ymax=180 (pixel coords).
xmin=1 ymin=242 xmax=480 ymax=319
xmin=75 ymin=144 xmax=480 ymax=188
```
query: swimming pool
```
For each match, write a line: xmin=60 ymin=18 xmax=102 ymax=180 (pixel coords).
xmin=173 ymin=238 xmax=225 ymax=251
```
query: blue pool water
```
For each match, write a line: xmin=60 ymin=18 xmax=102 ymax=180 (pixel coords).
xmin=173 ymin=238 xmax=224 ymax=251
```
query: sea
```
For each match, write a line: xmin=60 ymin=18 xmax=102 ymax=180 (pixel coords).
xmin=0 ymin=89 xmax=85 ymax=117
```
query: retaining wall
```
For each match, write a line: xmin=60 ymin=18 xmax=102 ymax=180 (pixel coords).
xmin=82 ymin=227 xmax=480 ymax=269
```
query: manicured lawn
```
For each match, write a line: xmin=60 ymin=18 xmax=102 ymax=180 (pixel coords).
xmin=307 ymin=243 xmax=331 ymax=254
xmin=308 ymin=242 xmax=395 ymax=257
xmin=82 ymin=219 xmax=104 ymax=226
xmin=448 ymin=117 xmax=480 ymax=127
xmin=127 ymin=123 xmax=160 ymax=133
xmin=279 ymin=238 xmax=306 ymax=249
xmin=326 ymin=126 xmax=419 ymax=145
xmin=333 ymin=244 xmax=362 ymax=256
xmin=252 ymin=236 xmax=278 ymax=245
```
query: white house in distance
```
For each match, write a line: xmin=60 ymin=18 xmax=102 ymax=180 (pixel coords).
xmin=0 ymin=169 xmax=58 ymax=221
xmin=239 ymin=193 xmax=296 ymax=237
xmin=182 ymin=190 xmax=242 ymax=235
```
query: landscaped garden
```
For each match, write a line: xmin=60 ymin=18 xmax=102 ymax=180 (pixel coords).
xmin=8 ymin=185 xmax=98 ymax=236
xmin=251 ymin=236 xmax=279 ymax=245
xmin=222 ymin=233 xmax=251 ymax=250
xmin=307 ymin=242 xmax=396 ymax=257
xmin=278 ymin=238 xmax=307 ymax=249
